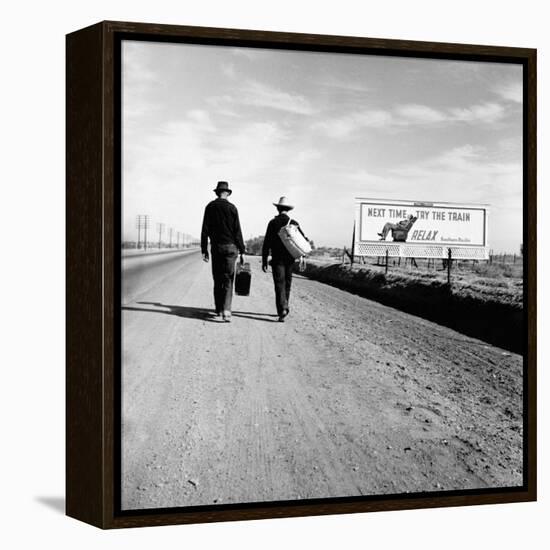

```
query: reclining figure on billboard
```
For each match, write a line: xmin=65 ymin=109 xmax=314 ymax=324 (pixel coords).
xmin=378 ymin=215 xmax=418 ymax=242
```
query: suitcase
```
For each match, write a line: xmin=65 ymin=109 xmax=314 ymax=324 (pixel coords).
xmin=235 ymin=262 xmax=252 ymax=296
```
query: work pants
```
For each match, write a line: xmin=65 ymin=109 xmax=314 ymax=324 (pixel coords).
xmin=271 ymin=260 xmax=294 ymax=316
xmin=211 ymin=243 xmax=238 ymax=313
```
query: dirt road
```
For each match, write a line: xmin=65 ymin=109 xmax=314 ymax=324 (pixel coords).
xmin=121 ymin=251 xmax=523 ymax=510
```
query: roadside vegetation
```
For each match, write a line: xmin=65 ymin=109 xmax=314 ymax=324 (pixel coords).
xmin=298 ymin=257 xmax=523 ymax=353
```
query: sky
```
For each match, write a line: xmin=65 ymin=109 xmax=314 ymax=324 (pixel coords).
xmin=122 ymin=40 xmax=523 ymax=252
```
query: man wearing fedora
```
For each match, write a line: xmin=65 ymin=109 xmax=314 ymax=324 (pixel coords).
xmin=262 ymin=196 xmax=309 ymax=322
xmin=201 ymin=181 xmax=245 ymax=322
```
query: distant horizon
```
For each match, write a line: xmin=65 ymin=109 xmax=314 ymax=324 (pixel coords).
xmin=122 ymin=41 xmax=523 ymax=254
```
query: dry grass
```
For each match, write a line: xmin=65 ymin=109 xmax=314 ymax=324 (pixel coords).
xmin=309 ymin=256 xmax=523 ymax=308
xmin=299 ymin=257 xmax=523 ymax=352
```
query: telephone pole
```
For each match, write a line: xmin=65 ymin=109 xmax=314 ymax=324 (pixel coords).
xmin=169 ymin=227 xmax=173 ymax=248
xmin=157 ymin=222 xmax=165 ymax=249
xmin=136 ymin=215 xmax=150 ymax=250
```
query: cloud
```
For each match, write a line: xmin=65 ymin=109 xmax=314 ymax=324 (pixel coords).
xmin=121 ymin=42 xmax=523 ymax=250
xmin=122 ymin=43 xmax=158 ymax=86
xmin=337 ymin=143 xmax=522 ymax=251
xmin=122 ymin=44 xmax=163 ymax=122
xmin=495 ymin=82 xmax=523 ymax=104
xmin=394 ymin=104 xmax=447 ymax=124
xmin=315 ymin=101 xmax=508 ymax=138
xmin=332 ymin=143 xmax=520 ymax=209
xmin=396 ymin=103 xmax=506 ymax=126
xmin=449 ymin=102 xmax=505 ymax=123
xmin=185 ymin=109 xmax=216 ymax=131
xmin=123 ymin=111 xmax=291 ymax=236
xmin=498 ymin=136 xmax=522 ymax=156
xmin=314 ymin=109 xmax=392 ymax=138
xmin=389 ymin=144 xmax=519 ymax=180
xmin=229 ymin=47 xmax=263 ymax=60
xmin=316 ymin=77 xmax=372 ymax=95
xmin=221 ymin=62 xmax=236 ymax=79
xmin=239 ymin=80 xmax=316 ymax=115
xmin=207 ymin=79 xmax=315 ymax=116
xmin=311 ymin=108 xmax=390 ymax=138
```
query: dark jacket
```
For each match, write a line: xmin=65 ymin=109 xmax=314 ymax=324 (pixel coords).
xmin=201 ymin=198 xmax=245 ymax=254
xmin=262 ymin=213 xmax=307 ymax=266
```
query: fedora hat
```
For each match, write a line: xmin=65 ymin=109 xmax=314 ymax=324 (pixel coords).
xmin=273 ymin=196 xmax=294 ymax=210
xmin=213 ymin=181 xmax=232 ymax=195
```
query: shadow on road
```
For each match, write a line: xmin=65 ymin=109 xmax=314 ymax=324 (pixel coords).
xmin=122 ymin=302 xmax=279 ymax=323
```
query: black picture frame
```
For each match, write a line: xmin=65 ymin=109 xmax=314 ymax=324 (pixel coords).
xmin=66 ymin=20 xmax=536 ymax=529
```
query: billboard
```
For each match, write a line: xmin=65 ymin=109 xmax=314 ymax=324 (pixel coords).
xmin=354 ymin=198 xmax=489 ymax=259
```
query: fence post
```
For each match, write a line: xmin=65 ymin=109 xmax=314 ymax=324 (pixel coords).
xmin=385 ymin=249 xmax=389 ymax=275
xmin=447 ymin=248 xmax=452 ymax=286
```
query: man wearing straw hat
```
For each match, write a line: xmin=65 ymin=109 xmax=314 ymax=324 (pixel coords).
xmin=201 ymin=181 xmax=245 ymax=322
xmin=262 ymin=196 xmax=309 ymax=322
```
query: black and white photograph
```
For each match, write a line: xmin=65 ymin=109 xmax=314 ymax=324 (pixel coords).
xmin=119 ymin=38 xmax=525 ymax=511
xmin=4 ymin=0 xmax=549 ymax=543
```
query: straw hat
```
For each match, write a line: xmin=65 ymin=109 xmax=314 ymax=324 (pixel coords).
xmin=273 ymin=196 xmax=294 ymax=210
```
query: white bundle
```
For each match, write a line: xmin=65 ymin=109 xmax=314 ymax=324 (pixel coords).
xmin=278 ymin=219 xmax=312 ymax=259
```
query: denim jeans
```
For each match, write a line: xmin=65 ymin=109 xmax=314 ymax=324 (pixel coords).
xmin=271 ymin=260 xmax=294 ymax=316
xmin=211 ymin=243 xmax=238 ymax=313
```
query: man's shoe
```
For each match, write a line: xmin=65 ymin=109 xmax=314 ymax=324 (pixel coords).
xmin=278 ymin=316 xmax=285 ymax=322
xmin=281 ymin=308 xmax=289 ymax=319
xmin=222 ymin=311 xmax=232 ymax=322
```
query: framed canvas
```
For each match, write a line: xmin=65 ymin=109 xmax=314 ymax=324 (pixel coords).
xmin=66 ymin=20 xmax=536 ymax=528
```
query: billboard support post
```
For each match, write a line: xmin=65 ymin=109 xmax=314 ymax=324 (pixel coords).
xmin=350 ymin=223 xmax=356 ymax=266
xmin=385 ymin=249 xmax=389 ymax=275
xmin=447 ymin=248 xmax=452 ymax=286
